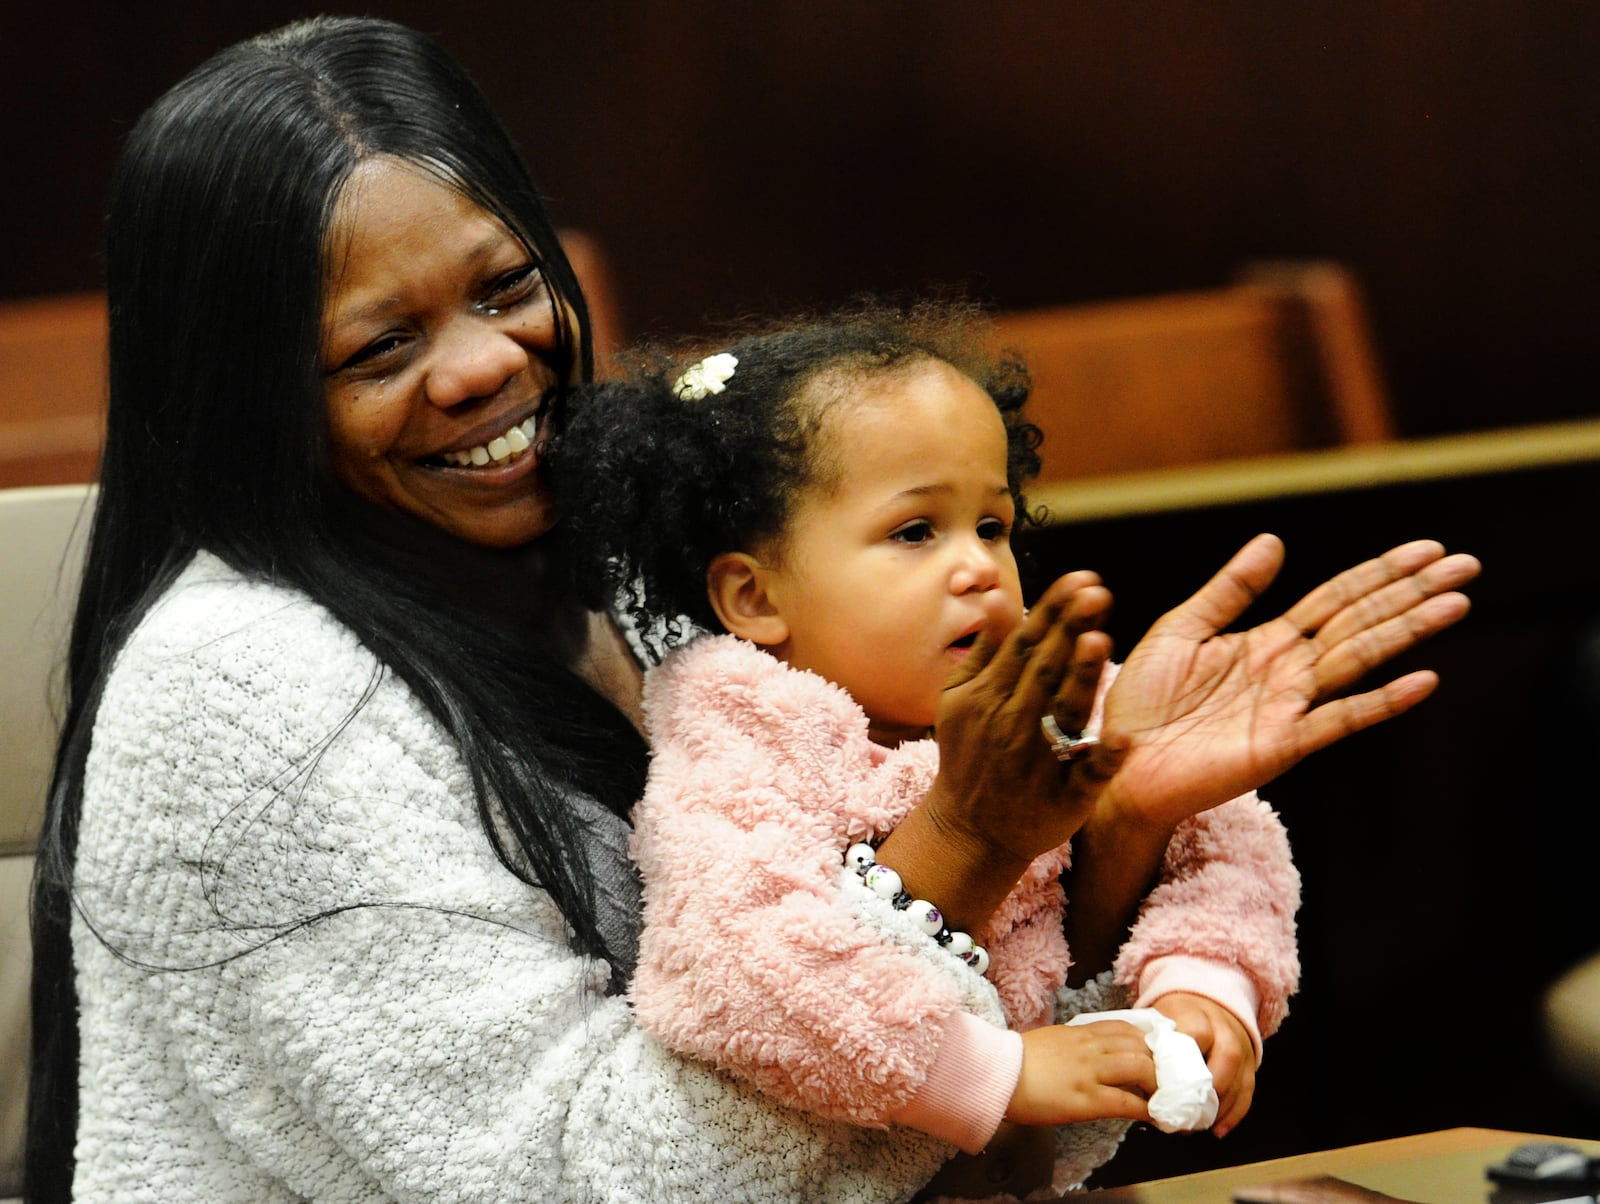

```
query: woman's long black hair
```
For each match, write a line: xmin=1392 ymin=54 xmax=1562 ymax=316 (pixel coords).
xmin=26 ymin=17 xmax=647 ymax=1200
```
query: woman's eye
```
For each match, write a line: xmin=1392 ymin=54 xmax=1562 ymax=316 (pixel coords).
xmin=480 ymin=264 xmax=543 ymax=315
xmin=334 ymin=333 xmax=408 ymax=374
xmin=891 ymin=521 xmax=934 ymax=545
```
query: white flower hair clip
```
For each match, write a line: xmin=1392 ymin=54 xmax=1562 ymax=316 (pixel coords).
xmin=672 ymin=352 xmax=739 ymax=400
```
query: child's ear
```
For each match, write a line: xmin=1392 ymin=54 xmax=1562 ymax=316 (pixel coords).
xmin=707 ymin=551 xmax=789 ymax=647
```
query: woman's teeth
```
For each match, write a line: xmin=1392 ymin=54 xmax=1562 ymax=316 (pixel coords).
xmin=440 ymin=416 xmax=539 ymax=468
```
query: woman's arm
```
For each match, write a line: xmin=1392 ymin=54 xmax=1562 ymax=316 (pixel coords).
xmin=1060 ymin=802 xmax=1175 ymax=986
xmin=72 ymin=566 xmax=950 ymax=1203
xmin=876 ymin=571 xmax=1125 ymax=934
xmin=890 ymin=536 xmax=1477 ymax=944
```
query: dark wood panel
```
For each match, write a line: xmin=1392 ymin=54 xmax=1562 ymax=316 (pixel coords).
xmin=1017 ymin=442 xmax=1600 ymax=1183
xmin=3 ymin=2 xmax=1596 ymax=440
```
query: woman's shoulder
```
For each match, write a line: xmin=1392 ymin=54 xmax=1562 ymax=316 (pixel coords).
xmin=128 ymin=550 xmax=367 ymax=668
xmin=104 ymin=551 xmax=382 ymax=739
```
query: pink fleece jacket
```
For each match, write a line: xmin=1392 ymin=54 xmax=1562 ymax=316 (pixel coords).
xmin=630 ymin=635 xmax=1300 ymax=1155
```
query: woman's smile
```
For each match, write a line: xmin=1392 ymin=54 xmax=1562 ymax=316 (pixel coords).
xmin=430 ymin=411 xmax=543 ymax=469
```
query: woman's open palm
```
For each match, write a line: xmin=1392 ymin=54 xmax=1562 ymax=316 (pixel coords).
xmin=1101 ymin=534 xmax=1480 ymax=830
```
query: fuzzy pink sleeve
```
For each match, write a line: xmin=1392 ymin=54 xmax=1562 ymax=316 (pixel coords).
xmin=629 ymin=637 xmax=1003 ymax=1134
xmin=1112 ymin=791 xmax=1301 ymax=1039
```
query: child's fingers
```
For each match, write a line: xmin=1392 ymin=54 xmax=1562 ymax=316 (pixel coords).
xmin=1072 ymin=1020 xmax=1159 ymax=1095
xmin=1082 ymin=1086 xmax=1158 ymax=1125
xmin=1195 ymin=1031 xmax=1254 ymax=1137
xmin=1214 ymin=1067 xmax=1255 ymax=1138
xmin=1011 ymin=1020 xmax=1157 ymax=1126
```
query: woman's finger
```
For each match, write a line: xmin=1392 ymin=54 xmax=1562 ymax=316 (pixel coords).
xmin=1299 ymin=669 xmax=1441 ymax=752
xmin=1045 ymin=628 xmax=1112 ymax=739
xmin=943 ymin=590 xmax=1026 ymax=691
xmin=1011 ymin=582 xmax=1113 ymax=719
xmin=1147 ymin=534 xmax=1285 ymax=642
xmin=1280 ymin=540 xmax=1448 ymax=639
xmin=1309 ymin=590 xmax=1473 ymax=698
xmin=1312 ymin=551 xmax=1480 ymax=651
xmin=947 ymin=570 xmax=1101 ymax=692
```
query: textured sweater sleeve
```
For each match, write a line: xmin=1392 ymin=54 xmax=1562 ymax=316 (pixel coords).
xmin=69 ymin=559 xmax=951 ymax=1204
xmin=1110 ymin=790 xmax=1302 ymax=1041
xmin=631 ymin=636 xmax=1016 ymax=1147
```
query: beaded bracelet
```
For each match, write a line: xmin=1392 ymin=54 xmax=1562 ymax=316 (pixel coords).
xmin=844 ymin=843 xmax=990 ymax=976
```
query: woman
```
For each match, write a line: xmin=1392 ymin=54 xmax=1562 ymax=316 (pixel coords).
xmin=28 ymin=15 xmax=1478 ymax=1202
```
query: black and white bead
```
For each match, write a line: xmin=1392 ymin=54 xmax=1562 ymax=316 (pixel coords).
xmin=845 ymin=843 xmax=991 ymax=976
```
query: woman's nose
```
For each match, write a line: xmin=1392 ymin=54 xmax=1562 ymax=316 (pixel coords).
xmin=425 ymin=317 xmax=532 ymax=408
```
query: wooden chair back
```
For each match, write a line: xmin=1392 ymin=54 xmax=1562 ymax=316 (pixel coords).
xmin=993 ymin=260 xmax=1396 ymax=484
xmin=0 ymin=292 xmax=106 ymax=490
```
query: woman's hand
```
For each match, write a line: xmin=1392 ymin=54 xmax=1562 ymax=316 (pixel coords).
xmin=930 ymin=571 xmax=1127 ymax=863
xmin=1150 ymin=992 xmax=1256 ymax=1137
xmin=912 ymin=1122 xmax=1058 ymax=1202
xmin=875 ymin=572 xmax=1127 ymax=932
xmin=1099 ymin=534 xmax=1480 ymax=832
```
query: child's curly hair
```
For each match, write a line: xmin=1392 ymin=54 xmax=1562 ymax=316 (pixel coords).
xmin=548 ymin=297 xmax=1042 ymax=648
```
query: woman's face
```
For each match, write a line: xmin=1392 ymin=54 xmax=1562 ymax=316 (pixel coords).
xmin=321 ymin=156 xmax=576 ymax=548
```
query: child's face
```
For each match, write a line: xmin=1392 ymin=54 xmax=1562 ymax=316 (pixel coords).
xmin=761 ymin=359 xmax=1025 ymax=745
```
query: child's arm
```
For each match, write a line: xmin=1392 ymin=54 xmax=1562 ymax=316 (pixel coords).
xmin=629 ymin=582 xmax=1131 ymax=1159
xmin=631 ymin=635 xmax=1022 ymax=1153
xmin=1059 ymin=790 xmax=1299 ymax=1141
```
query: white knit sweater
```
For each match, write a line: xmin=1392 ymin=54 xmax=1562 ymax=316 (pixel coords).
xmin=70 ymin=553 xmax=951 ymax=1202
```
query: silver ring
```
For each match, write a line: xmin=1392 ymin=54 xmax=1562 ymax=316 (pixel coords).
xmin=1041 ymin=714 xmax=1099 ymax=762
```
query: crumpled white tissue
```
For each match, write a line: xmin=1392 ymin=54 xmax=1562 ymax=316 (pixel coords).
xmin=1064 ymin=1007 xmax=1220 ymax=1133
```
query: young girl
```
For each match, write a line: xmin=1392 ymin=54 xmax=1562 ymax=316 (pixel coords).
xmin=550 ymin=302 xmax=1475 ymax=1196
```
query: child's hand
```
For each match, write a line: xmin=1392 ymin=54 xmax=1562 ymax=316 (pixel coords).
xmin=1005 ymin=1019 xmax=1155 ymax=1127
xmin=1098 ymin=534 xmax=1479 ymax=833
xmin=1149 ymin=992 xmax=1256 ymax=1137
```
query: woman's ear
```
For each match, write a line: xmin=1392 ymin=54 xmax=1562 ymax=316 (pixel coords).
xmin=707 ymin=551 xmax=789 ymax=647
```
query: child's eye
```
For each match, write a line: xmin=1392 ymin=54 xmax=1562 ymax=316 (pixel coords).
xmin=978 ymin=517 xmax=1010 ymax=542
xmin=479 ymin=264 xmax=543 ymax=315
xmin=890 ymin=520 xmax=935 ymax=545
